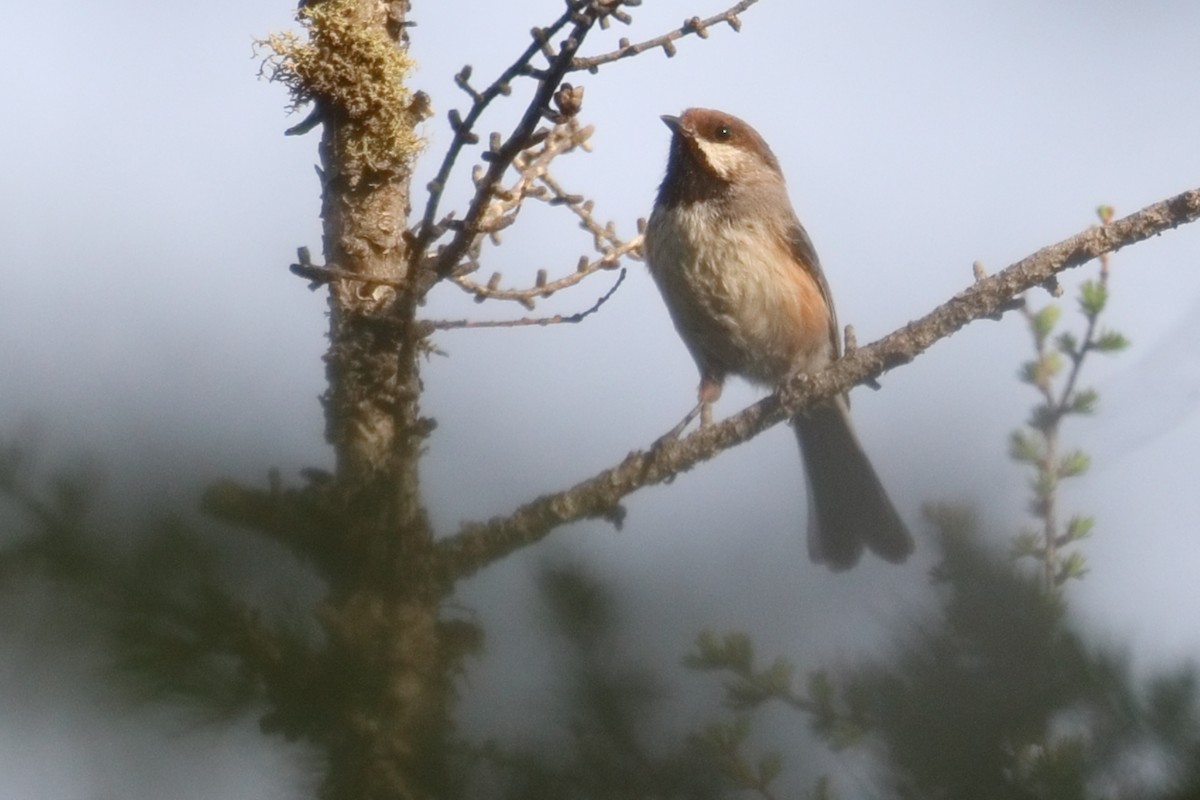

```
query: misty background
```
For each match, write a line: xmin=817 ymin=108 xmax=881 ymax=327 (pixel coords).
xmin=2 ymin=1 xmax=1200 ymax=797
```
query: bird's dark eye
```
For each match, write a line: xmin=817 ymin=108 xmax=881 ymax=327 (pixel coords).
xmin=715 ymin=125 xmax=732 ymax=141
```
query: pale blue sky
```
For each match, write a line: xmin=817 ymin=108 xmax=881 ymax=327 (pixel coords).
xmin=2 ymin=1 xmax=1200 ymax=796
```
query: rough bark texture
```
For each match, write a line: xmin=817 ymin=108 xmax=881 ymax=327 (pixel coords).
xmin=310 ymin=2 xmax=447 ymax=799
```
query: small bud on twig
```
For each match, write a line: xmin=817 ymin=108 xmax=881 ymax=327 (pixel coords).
xmin=553 ymin=82 xmax=585 ymax=119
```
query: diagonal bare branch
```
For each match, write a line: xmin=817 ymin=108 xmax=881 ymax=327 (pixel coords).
xmin=435 ymin=186 xmax=1200 ymax=580
xmin=413 ymin=12 xmax=601 ymax=292
xmin=411 ymin=6 xmax=578 ymax=256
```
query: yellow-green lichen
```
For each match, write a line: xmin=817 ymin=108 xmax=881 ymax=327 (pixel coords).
xmin=261 ymin=0 xmax=424 ymax=182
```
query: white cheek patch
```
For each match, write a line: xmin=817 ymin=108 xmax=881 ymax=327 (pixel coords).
xmin=693 ymin=138 xmax=752 ymax=180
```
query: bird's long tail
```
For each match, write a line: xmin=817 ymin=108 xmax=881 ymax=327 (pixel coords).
xmin=793 ymin=399 xmax=913 ymax=570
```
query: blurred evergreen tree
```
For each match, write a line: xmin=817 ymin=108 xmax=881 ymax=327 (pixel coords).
xmin=686 ymin=257 xmax=1200 ymax=799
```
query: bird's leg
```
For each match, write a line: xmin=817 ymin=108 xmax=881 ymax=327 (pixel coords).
xmin=661 ymin=401 xmax=705 ymax=442
xmin=657 ymin=373 xmax=724 ymax=442
xmin=697 ymin=373 xmax=722 ymax=428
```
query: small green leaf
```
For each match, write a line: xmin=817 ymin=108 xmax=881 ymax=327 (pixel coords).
xmin=1042 ymin=351 xmax=1064 ymax=381
xmin=1056 ymin=551 xmax=1089 ymax=584
xmin=1079 ymin=280 xmax=1108 ymax=318
xmin=762 ymin=657 xmax=795 ymax=694
xmin=686 ymin=630 xmax=753 ymax=673
xmin=1058 ymin=450 xmax=1091 ymax=478
xmin=1030 ymin=305 xmax=1061 ymax=345
xmin=1070 ymin=388 xmax=1099 ymax=415
xmin=1009 ymin=430 xmax=1042 ymax=463
xmin=1055 ymin=331 xmax=1079 ymax=358
xmin=1065 ymin=515 xmax=1095 ymax=541
xmin=1093 ymin=329 xmax=1130 ymax=353
xmin=1019 ymin=356 xmax=1063 ymax=389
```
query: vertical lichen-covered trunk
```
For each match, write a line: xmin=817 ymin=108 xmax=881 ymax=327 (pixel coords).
xmin=277 ymin=2 xmax=449 ymax=798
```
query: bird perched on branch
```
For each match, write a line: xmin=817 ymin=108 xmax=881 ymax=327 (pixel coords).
xmin=644 ymin=107 xmax=913 ymax=570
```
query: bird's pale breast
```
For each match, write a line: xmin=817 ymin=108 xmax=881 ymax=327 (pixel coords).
xmin=646 ymin=201 xmax=832 ymax=385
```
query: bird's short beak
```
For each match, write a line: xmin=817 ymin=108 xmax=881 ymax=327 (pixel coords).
xmin=660 ymin=114 xmax=683 ymax=134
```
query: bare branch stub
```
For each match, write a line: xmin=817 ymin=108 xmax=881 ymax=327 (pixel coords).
xmin=289 ymin=243 xmax=408 ymax=290
xmin=435 ymin=187 xmax=1200 ymax=579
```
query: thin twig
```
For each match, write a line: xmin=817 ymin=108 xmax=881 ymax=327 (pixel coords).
xmin=449 ymin=235 xmax=641 ymax=306
xmin=536 ymin=170 xmax=624 ymax=250
xmin=430 ymin=268 xmax=626 ymax=330
xmin=571 ymin=0 xmax=758 ymax=72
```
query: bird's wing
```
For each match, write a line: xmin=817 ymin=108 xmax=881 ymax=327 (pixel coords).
xmin=786 ymin=216 xmax=840 ymax=358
